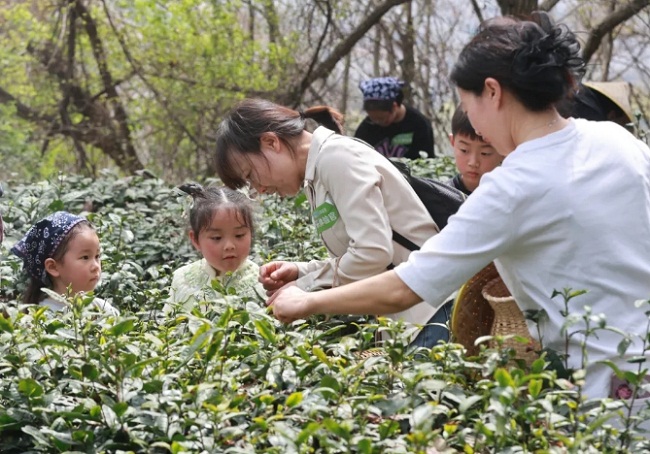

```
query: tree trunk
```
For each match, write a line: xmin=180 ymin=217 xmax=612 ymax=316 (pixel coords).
xmin=373 ymin=25 xmax=381 ymax=76
xmin=400 ymin=2 xmax=415 ymax=105
xmin=2 ymin=1 xmax=146 ymax=174
xmin=497 ymin=0 xmax=538 ymax=16
xmin=262 ymin=0 xmax=279 ymax=44
xmin=341 ymin=52 xmax=351 ymax=122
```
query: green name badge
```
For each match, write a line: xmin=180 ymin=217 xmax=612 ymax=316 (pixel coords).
xmin=391 ymin=132 xmax=414 ymax=146
xmin=313 ymin=202 xmax=340 ymax=234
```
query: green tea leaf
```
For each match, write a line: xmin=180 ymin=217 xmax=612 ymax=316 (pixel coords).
xmin=81 ymin=363 xmax=99 ymax=380
xmin=528 ymin=378 xmax=542 ymax=398
xmin=312 ymin=346 xmax=330 ymax=367
xmin=285 ymin=391 xmax=303 ymax=408
xmin=107 ymin=318 xmax=136 ymax=336
xmin=494 ymin=368 xmax=515 ymax=388
xmin=0 ymin=315 xmax=14 ymax=333
xmin=254 ymin=319 xmax=276 ymax=343
xmin=18 ymin=378 xmax=43 ymax=398
xmin=459 ymin=395 xmax=483 ymax=413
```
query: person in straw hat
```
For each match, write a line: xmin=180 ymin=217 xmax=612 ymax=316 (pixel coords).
xmin=268 ymin=11 xmax=650 ymax=404
xmin=559 ymin=80 xmax=635 ymax=129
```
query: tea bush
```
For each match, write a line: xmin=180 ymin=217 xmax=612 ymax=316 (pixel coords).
xmin=0 ymin=160 xmax=648 ymax=453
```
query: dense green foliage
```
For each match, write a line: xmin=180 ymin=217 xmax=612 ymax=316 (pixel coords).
xmin=1 ymin=159 xmax=649 ymax=452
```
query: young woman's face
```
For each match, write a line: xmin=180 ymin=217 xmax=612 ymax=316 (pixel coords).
xmin=450 ymin=133 xmax=502 ymax=192
xmin=458 ymin=84 xmax=510 ymax=156
xmin=457 ymin=88 xmax=491 ymax=141
xmin=230 ymin=138 xmax=304 ymax=197
xmin=50 ymin=226 xmax=102 ymax=295
xmin=366 ymin=104 xmax=398 ymax=127
xmin=190 ymin=208 xmax=252 ymax=274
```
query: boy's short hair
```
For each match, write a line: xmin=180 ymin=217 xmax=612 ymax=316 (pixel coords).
xmin=451 ymin=106 xmax=483 ymax=141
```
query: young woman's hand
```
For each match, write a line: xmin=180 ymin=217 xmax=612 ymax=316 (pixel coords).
xmin=267 ymin=285 xmax=312 ymax=323
xmin=259 ymin=261 xmax=299 ymax=296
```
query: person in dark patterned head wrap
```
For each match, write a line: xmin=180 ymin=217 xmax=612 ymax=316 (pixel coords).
xmin=354 ymin=76 xmax=435 ymax=159
xmin=11 ymin=211 xmax=117 ymax=314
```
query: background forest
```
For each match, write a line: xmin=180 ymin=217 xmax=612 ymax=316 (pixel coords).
xmin=0 ymin=0 xmax=649 ymax=183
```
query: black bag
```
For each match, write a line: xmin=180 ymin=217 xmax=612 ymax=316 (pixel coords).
xmin=390 ymin=159 xmax=466 ymax=251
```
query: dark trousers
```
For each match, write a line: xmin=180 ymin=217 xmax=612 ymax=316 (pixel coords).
xmin=409 ymin=299 xmax=453 ymax=349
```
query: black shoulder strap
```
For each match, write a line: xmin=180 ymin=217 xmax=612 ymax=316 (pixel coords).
xmin=344 ymin=142 xmax=424 ymax=258
xmin=392 ymin=229 xmax=420 ymax=252
xmin=388 ymin=229 xmax=419 ymax=270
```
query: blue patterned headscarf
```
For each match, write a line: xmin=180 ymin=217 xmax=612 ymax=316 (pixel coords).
xmin=359 ymin=77 xmax=405 ymax=101
xmin=11 ymin=211 xmax=86 ymax=284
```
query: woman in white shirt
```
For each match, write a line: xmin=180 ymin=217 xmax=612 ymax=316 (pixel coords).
xmin=269 ymin=12 xmax=650 ymax=400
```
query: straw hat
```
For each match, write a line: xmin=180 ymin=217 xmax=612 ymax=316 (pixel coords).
xmin=582 ymin=81 xmax=634 ymax=124
xmin=451 ymin=263 xmax=539 ymax=363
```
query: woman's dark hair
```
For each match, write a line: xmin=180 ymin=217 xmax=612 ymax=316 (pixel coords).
xmin=451 ymin=104 xmax=482 ymax=141
xmin=178 ymin=183 xmax=255 ymax=240
xmin=23 ymin=221 xmax=93 ymax=305
xmin=450 ymin=11 xmax=585 ymax=112
xmin=215 ymin=98 xmax=344 ymax=189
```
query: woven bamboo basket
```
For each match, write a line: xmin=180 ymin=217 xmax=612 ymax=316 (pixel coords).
xmin=451 ymin=263 xmax=540 ymax=363
xmin=482 ymin=276 xmax=540 ymax=364
xmin=450 ymin=263 xmax=498 ymax=356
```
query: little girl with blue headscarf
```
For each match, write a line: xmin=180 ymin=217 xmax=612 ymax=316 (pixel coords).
xmin=11 ymin=211 xmax=118 ymax=315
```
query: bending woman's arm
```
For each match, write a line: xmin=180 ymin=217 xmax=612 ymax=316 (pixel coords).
xmin=269 ymin=270 xmax=421 ymax=323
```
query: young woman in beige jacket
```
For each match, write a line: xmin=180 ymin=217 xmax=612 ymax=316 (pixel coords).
xmin=214 ymin=98 xmax=452 ymax=348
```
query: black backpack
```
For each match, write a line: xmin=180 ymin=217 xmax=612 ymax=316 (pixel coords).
xmin=389 ymin=159 xmax=466 ymax=251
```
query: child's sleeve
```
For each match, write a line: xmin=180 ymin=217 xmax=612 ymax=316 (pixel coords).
xmin=225 ymin=259 xmax=266 ymax=302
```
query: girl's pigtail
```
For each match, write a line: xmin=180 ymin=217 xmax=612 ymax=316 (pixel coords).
xmin=178 ymin=183 xmax=206 ymax=199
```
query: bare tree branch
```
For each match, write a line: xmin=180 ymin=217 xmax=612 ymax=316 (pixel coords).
xmin=27 ymin=34 xmax=143 ymax=172
xmin=0 ymin=86 xmax=55 ymax=123
xmin=60 ymin=0 xmax=91 ymax=173
xmin=399 ymin=2 xmax=416 ymax=103
xmin=100 ymin=0 xmax=207 ymax=155
xmin=293 ymin=0 xmax=333 ymax=107
xmin=284 ymin=0 xmax=411 ymax=106
xmin=581 ymin=0 xmax=650 ymax=63
xmin=469 ymin=0 xmax=484 ymax=23
xmin=262 ymin=0 xmax=280 ymax=44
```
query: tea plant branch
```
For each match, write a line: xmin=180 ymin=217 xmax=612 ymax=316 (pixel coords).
xmin=616 ymin=300 xmax=650 ymax=449
xmin=469 ymin=0 xmax=484 ymax=22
